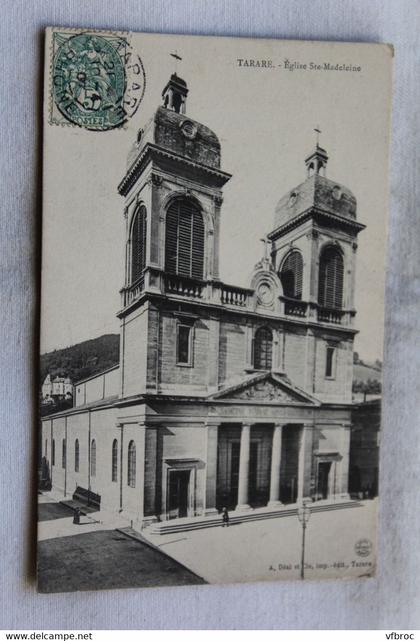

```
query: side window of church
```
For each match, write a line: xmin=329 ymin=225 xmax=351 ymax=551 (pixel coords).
xmin=165 ymin=199 xmax=205 ymax=279
xmin=91 ymin=439 xmax=96 ymax=477
xmin=177 ymin=323 xmax=193 ymax=365
xmin=280 ymin=250 xmax=303 ymax=299
xmin=325 ymin=346 xmax=336 ymax=378
xmin=131 ymin=205 xmax=147 ymax=283
xmin=74 ymin=439 xmax=79 ymax=473
xmin=127 ymin=441 xmax=136 ymax=488
xmin=254 ymin=327 xmax=273 ymax=370
xmin=112 ymin=439 xmax=118 ymax=483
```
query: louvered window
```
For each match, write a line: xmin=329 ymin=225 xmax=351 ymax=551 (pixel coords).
xmin=112 ymin=439 xmax=118 ymax=483
xmin=165 ymin=199 xmax=205 ymax=279
xmin=131 ymin=205 xmax=147 ymax=283
xmin=254 ymin=327 xmax=273 ymax=370
xmin=280 ymin=250 xmax=303 ymax=299
xmin=318 ymin=247 xmax=344 ymax=309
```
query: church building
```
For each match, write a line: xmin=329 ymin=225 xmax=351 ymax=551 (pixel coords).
xmin=41 ymin=73 xmax=366 ymax=530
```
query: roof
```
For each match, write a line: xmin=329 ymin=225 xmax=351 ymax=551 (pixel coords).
xmin=162 ymin=73 xmax=187 ymax=90
xmin=274 ymin=173 xmax=357 ymax=229
xmin=74 ymin=364 xmax=119 ymax=386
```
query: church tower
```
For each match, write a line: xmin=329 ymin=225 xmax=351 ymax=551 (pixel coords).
xmin=268 ymin=138 xmax=366 ymax=327
xmin=117 ymin=73 xmax=232 ymax=398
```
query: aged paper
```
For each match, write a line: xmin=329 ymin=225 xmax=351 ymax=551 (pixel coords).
xmin=38 ymin=27 xmax=392 ymax=592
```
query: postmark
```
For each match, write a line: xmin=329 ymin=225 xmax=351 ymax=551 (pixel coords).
xmin=50 ymin=30 xmax=146 ymax=131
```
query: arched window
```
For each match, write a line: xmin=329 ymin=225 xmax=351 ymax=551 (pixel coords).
xmin=112 ymin=439 xmax=118 ymax=483
xmin=74 ymin=439 xmax=79 ymax=473
xmin=318 ymin=246 xmax=344 ymax=309
xmin=165 ymin=198 xmax=205 ymax=279
xmin=127 ymin=440 xmax=136 ymax=488
xmin=254 ymin=327 xmax=273 ymax=370
xmin=52 ymin=439 xmax=55 ymax=466
xmin=131 ymin=205 xmax=147 ymax=283
xmin=90 ymin=439 xmax=96 ymax=477
xmin=280 ymin=250 xmax=303 ymax=299
xmin=62 ymin=439 xmax=66 ymax=469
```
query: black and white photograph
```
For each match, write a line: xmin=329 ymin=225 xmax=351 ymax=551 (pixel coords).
xmin=37 ymin=29 xmax=391 ymax=593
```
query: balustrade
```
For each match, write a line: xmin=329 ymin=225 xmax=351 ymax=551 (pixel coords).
xmin=164 ymin=274 xmax=204 ymax=298
xmin=284 ymin=298 xmax=308 ymax=317
xmin=317 ymin=307 xmax=344 ymax=324
xmin=122 ymin=274 xmax=144 ymax=306
xmin=221 ymin=284 xmax=251 ymax=307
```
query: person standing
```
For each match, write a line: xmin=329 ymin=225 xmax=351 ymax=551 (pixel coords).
xmin=222 ymin=507 xmax=229 ymax=527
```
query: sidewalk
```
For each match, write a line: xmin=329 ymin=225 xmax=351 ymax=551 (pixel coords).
xmin=142 ymin=500 xmax=377 ymax=584
xmin=38 ymin=490 xmax=132 ymax=541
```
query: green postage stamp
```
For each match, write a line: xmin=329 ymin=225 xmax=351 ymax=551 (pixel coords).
xmin=50 ymin=30 xmax=146 ymax=130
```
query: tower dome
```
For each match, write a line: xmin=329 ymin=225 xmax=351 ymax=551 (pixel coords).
xmin=273 ymin=143 xmax=357 ymax=230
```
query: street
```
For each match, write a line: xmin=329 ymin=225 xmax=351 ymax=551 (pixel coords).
xmin=37 ymin=493 xmax=377 ymax=590
xmin=37 ymin=495 xmax=206 ymax=592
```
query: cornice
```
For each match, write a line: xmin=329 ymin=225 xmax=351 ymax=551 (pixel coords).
xmin=118 ymin=143 xmax=232 ymax=196
xmin=268 ymin=207 xmax=366 ymax=241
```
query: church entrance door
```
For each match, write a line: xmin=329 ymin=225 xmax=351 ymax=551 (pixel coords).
xmin=168 ymin=469 xmax=191 ymax=519
xmin=317 ymin=461 xmax=332 ymax=499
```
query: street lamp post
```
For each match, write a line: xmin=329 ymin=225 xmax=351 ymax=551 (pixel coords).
xmin=297 ymin=499 xmax=311 ymax=580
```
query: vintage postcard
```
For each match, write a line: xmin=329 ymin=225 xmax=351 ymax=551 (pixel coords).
xmin=38 ymin=27 xmax=392 ymax=592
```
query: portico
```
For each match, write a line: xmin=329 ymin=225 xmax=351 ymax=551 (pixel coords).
xmin=205 ymin=420 xmax=312 ymax=515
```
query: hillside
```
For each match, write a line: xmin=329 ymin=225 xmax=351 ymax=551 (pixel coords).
xmin=41 ymin=332 xmax=381 ymax=392
xmin=353 ymin=363 xmax=382 ymax=383
xmin=40 ymin=334 xmax=119 ymax=384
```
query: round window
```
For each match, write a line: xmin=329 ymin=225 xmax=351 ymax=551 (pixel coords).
xmin=180 ymin=120 xmax=198 ymax=139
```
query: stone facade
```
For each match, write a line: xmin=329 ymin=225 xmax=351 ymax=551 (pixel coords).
xmin=41 ymin=73 xmax=365 ymax=528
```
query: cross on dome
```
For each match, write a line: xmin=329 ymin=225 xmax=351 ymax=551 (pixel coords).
xmin=305 ymin=127 xmax=328 ymax=177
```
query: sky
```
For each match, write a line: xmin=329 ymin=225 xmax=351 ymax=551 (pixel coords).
xmin=41 ymin=33 xmax=391 ymax=362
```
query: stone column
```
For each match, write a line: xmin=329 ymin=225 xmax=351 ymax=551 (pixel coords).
xmin=297 ymin=423 xmax=313 ymax=503
xmin=205 ymin=423 xmax=219 ymax=515
xmin=236 ymin=423 xmax=252 ymax=511
xmin=207 ymin=320 xmax=220 ymax=392
xmin=338 ymin=422 xmax=352 ymax=499
xmin=117 ymin=423 xmax=124 ymax=512
xmin=268 ymin=424 xmax=283 ymax=507
xmin=136 ymin=422 xmax=146 ymax=526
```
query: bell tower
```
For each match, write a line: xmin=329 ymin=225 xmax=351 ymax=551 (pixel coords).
xmin=117 ymin=72 xmax=231 ymax=398
xmin=268 ymin=135 xmax=366 ymax=325
xmin=162 ymin=73 xmax=188 ymax=114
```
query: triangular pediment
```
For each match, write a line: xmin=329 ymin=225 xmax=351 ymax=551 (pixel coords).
xmin=209 ymin=372 xmax=320 ymax=405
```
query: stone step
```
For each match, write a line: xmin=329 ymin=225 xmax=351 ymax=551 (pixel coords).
xmin=147 ymin=500 xmax=361 ymax=535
